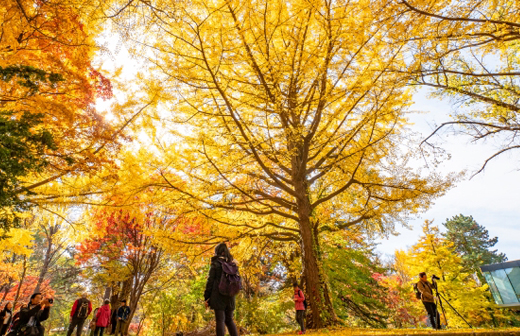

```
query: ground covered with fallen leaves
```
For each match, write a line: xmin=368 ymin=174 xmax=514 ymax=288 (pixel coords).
xmin=265 ymin=328 xmax=520 ymax=336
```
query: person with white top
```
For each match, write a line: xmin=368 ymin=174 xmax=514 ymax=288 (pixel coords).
xmin=0 ymin=302 xmax=13 ymax=336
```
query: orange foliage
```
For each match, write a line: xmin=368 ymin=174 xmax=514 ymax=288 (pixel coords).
xmin=0 ymin=0 xmax=124 ymax=188
xmin=2 ymin=276 xmax=55 ymax=309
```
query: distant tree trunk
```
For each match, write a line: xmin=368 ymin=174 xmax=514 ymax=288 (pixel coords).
xmin=13 ymin=256 xmax=27 ymax=308
xmin=103 ymin=286 xmax=112 ymax=300
xmin=120 ymin=278 xmax=132 ymax=301
xmin=34 ymin=238 xmax=53 ymax=293
xmin=1 ymin=254 xmax=17 ymax=305
xmin=109 ymin=283 xmax=120 ymax=308
xmin=0 ymin=283 xmax=9 ymax=305
xmin=34 ymin=223 xmax=61 ymax=293
xmin=124 ymin=250 xmax=161 ymax=334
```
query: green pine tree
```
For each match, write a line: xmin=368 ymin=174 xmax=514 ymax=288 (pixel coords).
xmin=442 ymin=214 xmax=507 ymax=276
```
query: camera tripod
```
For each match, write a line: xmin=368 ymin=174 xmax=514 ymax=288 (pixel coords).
xmin=432 ymin=279 xmax=473 ymax=328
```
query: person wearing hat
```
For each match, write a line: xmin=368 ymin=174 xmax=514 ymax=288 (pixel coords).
xmin=114 ymin=300 xmax=130 ymax=336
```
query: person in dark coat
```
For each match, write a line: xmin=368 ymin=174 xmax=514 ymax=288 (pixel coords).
xmin=16 ymin=293 xmax=52 ymax=336
xmin=114 ymin=300 xmax=130 ymax=336
xmin=204 ymin=243 xmax=239 ymax=336
xmin=0 ymin=302 xmax=13 ymax=336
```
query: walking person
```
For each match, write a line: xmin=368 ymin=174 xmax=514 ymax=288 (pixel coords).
xmin=0 ymin=302 xmax=13 ymax=336
xmin=204 ymin=243 xmax=240 ymax=336
xmin=417 ymin=272 xmax=441 ymax=329
xmin=114 ymin=300 xmax=130 ymax=336
xmin=94 ymin=300 xmax=111 ymax=336
xmin=67 ymin=293 xmax=93 ymax=336
xmin=14 ymin=293 xmax=52 ymax=336
xmin=293 ymin=283 xmax=306 ymax=334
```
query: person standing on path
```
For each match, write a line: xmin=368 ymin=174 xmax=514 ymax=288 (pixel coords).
xmin=204 ymin=243 xmax=240 ymax=336
xmin=114 ymin=300 xmax=130 ymax=336
xmin=94 ymin=300 xmax=111 ymax=336
xmin=293 ymin=283 xmax=306 ymax=334
xmin=417 ymin=272 xmax=441 ymax=329
xmin=0 ymin=302 xmax=13 ymax=336
xmin=67 ymin=293 xmax=93 ymax=336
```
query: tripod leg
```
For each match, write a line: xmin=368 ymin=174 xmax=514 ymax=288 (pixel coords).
xmin=435 ymin=294 xmax=447 ymax=329
xmin=438 ymin=293 xmax=473 ymax=328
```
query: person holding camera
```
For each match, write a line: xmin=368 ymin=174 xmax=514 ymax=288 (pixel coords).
xmin=13 ymin=293 xmax=52 ymax=336
xmin=67 ymin=293 xmax=92 ymax=336
xmin=416 ymin=272 xmax=441 ymax=330
xmin=292 ymin=282 xmax=306 ymax=335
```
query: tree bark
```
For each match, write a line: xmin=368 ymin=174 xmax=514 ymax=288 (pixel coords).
xmin=124 ymin=250 xmax=160 ymax=334
xmin=294 ymin=177 xmax=337 ymax=327
xmin=0 ymin=278 xmax=13 ymax=305
xmin=13 ymin=256 xmax=27 ymax=308
xmin=34 ymin=236 xmax=53 ymax=293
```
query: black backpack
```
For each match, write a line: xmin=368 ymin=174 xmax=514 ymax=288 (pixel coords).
xmin=217 ymin=260 xmax=242 ymax=297
xmin=413 ymin=283 xmax=421 ymax=300
xmin=76 ymin=299 xmax=89 ymax=319
xmin=298 ymin=290 xmax=308 ymax=310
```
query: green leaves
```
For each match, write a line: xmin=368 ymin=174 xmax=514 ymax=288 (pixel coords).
xmin=0 ymin=65 xmax=64 ymax=95
xmin=0 ymin=110 xmax=56 ymax=231
xmin=442 ymin=214 xmax=507 ymax=276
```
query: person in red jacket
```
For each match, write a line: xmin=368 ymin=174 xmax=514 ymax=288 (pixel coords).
xmin=67 ymin=293 xmax=93 ymax=336
xmin=293 ymin=282 xmax=306 ymax=335
xmin=94 ymin=300 xmax=111 ymax=336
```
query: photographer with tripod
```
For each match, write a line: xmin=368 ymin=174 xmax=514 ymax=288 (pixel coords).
xmin=416 ymin=272 xmax=441 ymax=329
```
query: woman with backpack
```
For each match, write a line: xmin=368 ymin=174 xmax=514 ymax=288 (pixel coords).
xmin=204 ymin=243 xmax=240 ymax=336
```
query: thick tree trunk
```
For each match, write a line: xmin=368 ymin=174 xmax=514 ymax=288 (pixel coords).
xmin=109 ymin=283 xmax=120 ymax=308
xmin=295 ymin=181 xmax=337 ymax=328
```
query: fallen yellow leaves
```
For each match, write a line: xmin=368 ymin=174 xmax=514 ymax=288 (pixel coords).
xmin=265 ymin=328 xmax=520 ymax=336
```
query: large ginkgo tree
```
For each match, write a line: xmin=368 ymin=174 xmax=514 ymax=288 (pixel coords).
xmin=104 ymin=0 xmax=454 ymax=326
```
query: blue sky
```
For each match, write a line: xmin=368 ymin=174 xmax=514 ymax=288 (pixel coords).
xmin=375 ymin=89 xmax=520 ymax=261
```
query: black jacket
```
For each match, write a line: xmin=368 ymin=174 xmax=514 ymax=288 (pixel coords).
xmin=204 ymin=256 xmax=235 ymax=311
xmin=17 ymin=304 xmax=50 ymax=336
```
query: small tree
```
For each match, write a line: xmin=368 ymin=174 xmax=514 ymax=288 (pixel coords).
xmin=78 ymin=205 xmax=168 ymax=334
